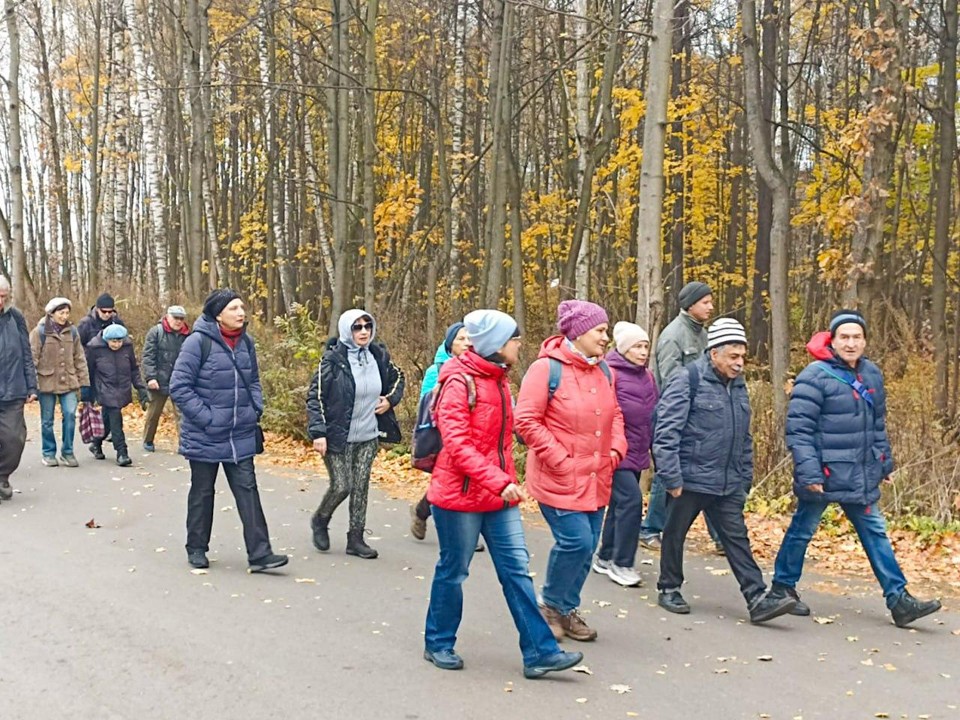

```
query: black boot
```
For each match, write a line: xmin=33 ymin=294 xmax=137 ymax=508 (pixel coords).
xmin=769 ymin=582 xmax=811 ymax=616
xmin=311 ymin=512 xmax=331 ymax=552
xmin=90 ymin=442 xmax=106 ymax=460
xmin=891 ymin=591 xmax=941 ymax=628
xmin=346 ymin=528 xmax=378 ymax=559
xmin=116 ymin=453 xmax=132 ymax=467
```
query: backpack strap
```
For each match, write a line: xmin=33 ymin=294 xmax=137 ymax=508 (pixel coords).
xmin=432 ymin=373 xmax=477 ymax=412
xmin=547 ymin=357 xmax=612 ymax=401
xmin=813 ymin=360 xmax=874 ymax=407
xmin=40 ymin=325 xmax=79 ymax=348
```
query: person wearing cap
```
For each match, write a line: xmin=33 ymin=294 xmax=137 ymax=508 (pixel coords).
xmin=592 ymin=321 xmax=658 ymax=587
xmin=77 ymin=292 xmax=125 ymax=347
xmin=642 ymin=280 xmax=724 ymax=553
xmin=82 ymin=323 xmax=148 ymax=467
xmin=410 ymin=321 xmax=485 ymax=548
xmin=0 ymin=276 xmax=38 ymax=505
xmin=170 ymin=288 xmax=288 ymax=573
xmin=423 ymin=309 xmax=583 ymax=679
xmin=515 ymin=300 xmax=627 ymax=642
xmin=306 ymin=309 xmax=405 ymax=560
xmin=141 ymin=305 xmax=190 ymax=451
xmin=29 ymin=297 xmax=89 ymax=467
xmin=653 ymin=318 xmax=797 ymax=623
xmin=767 ymin=310 xmax=941 ymax=627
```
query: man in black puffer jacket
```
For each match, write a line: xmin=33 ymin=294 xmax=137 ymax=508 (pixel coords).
xmin=77 ymin=293 xmax=126 ymax=347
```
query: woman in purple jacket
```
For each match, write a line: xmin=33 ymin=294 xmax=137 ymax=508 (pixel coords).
xmin=592 ymin=322 xmax=658 ymax=586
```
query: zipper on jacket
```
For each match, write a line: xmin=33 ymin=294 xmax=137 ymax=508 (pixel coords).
xmin=496 ymin=381 xmax=508 ymax=471
xmin=462 ymin=477 xmax=470 ymax=494
xmin=724 ymin=383 xmax=736 ymax=495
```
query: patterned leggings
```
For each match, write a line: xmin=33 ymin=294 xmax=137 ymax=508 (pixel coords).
xmin=318 ymin=438 xmax=379 ymax=530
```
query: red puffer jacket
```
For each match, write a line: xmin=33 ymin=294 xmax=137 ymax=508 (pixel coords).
xmin=426 ymin=350 xmax=518 ymax=513
xmin=515 ymin=336 xmax=628 ymax=512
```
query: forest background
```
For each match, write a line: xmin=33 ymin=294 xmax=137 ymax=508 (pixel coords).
xmin=1 ymin=0 xmax=960 ymax=528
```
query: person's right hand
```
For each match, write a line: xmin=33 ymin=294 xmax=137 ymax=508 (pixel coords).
xmin=501 ymin=483 xmax=525 ymax=503
xmin=807 ymin=483 xmax=825 ymax=494
xmin=147 ymin=379 xmax=160 ymax=391
xmin=313 ymin=438 xmax=327 ymax=457
xmin=667 ymin=486 xmax=683 ymax=498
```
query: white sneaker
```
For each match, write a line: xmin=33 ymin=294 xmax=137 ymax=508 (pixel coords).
xmin=607 ymin=564 xmax=643 ymax=587
xmin=591 ymin=557 xmax=612 ymax=576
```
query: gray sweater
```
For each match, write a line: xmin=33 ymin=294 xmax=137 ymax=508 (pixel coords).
xmin=347 ymin=346 xmax=382 ymax=443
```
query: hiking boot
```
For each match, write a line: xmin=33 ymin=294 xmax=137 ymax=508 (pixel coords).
xmin=891 ymin=591 xmax=942 ymax=628
xmin=749 ymin=592 xmax=798 ymax=624
xmin=346 ymin=528 xmax=378 ymax=559
xmin=59 ymin=454 xmax=79 ymax=468
xmin=592 ymin=557 xmax=612 ymax=576
xmin=89 ymin=443 xmax=105 ymax=460
xmin=248 ymin=553 xmax=289 ymax=573
xmin=539 ymin=603 xmax=566 ymax=641
xmin=187 ymin=550 xmax=209 ymax=569
xmin=714 ymin=541 xmax=726 ymax=556
xmin=423 ymin=649 xmax=464 ymax=671
xmin=560 ymin=609 xmax=597 ymax=642
xmin=607 ymin=564 xmax=643 ymax=588
xmin=42 ymin=455 xmax=59 ymax=467
xmin=769 ymin=582 xmax=811 ymax=616
xmin=0 ymin=479 xmax=12 ymax=501
xmin=523 ymin=650 xmax=584 ymax=679
xmin=639 ymin=534 xmax=662 ymax=551
xmin=658 ymin=590 xmax=691 ymax=614
xmin=116 ymin=454 xmax=133 ymax=467
xmin=409 ymin=505 xmax=427 ymax=540
xmin=310 ymin=512 xmax=331 ymax=552
xmin=143 ymin=442 xmax=156 ymax=453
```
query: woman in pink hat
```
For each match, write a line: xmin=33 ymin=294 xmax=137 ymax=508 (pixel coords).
xmin=515 ymin=300 xmax=627 ymax=643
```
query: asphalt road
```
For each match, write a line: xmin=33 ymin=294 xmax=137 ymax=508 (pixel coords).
xmin=1 ymin=436 xmax=957 ymax=720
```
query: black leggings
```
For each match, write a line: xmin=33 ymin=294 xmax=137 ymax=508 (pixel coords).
xmin=318 ymin=439 xmax=379 ymax=530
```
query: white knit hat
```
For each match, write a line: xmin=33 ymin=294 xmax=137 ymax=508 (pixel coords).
xmin=707 ymin=318 xmax=747 ymax=350
xmin=45 ymin=297 xmax=71 ymax=315
xmin=613 ymin=321 xmax=650 ymax=354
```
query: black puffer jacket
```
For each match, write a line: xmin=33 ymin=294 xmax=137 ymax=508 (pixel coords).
xmin=85 ymin=336 xmax=146 ymax=408
xmin=0 ymin=307 xmax=38 ymax=401
xmin=141 ymin=320 xmax=189 ymax=393
xmin=77 ymin=307 xmax=126 ymax=347
xmin=306 ymin=338 xmax=405 ymax=454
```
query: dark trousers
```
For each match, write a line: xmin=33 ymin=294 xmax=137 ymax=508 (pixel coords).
xmin=658 ymin=490 xmax=766 ymax=605
xmin=415 ymin=493 xmax=432 ymax=521
xmin=0 ymin=399 xmax=27 ymax=480
xmin=97 ymin=407 xmax=127 ymax=455
xmin=143 ymin=391 xmax=180 ymax=444
xmin=597 ymin=469 xmax=643 ymax=567
xmin=186 ymin=458 xmax=273 ymax=562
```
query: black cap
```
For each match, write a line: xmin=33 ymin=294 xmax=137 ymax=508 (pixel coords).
xmin=203 ymin=288 xmax=242 ymax=320
xmin=96 ymin=293 xmax=116 ymax=309
xmin=678 ymin=281 xmax=712 ymax=310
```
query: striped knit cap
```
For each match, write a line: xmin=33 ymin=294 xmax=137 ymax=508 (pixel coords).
xmin=707 ymin=318 xmax=747 ymax=351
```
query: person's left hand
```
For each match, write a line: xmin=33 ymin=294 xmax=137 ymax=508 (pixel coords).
xmin=138 ymin=389 xmax=150 ymax=410
xmin=375 ymin=396 xmax=391 ymax=415
xmin=26 ymin=394 xmax=37 ymax=404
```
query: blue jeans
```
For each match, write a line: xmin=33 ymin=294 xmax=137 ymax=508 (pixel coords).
xmin=773 ymin=499 xmax=908 ymax=608
xmin=39 ymin=392 xmax=78 ymax=457
xmin=425 ymin=505 xmax=559 ymax=665
xmin=539 ymin=504 xmax=605 ymax=614
xmin=642 ymin=472 xmax=722 ymax=543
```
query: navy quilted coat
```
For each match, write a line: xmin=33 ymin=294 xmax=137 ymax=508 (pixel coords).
xmin=169 ymin=316 xmax=263 ymax=464
xmin=787 ymin=332 xmax=893 ymax=505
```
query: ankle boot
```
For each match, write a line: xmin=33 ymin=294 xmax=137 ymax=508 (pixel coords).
xmin=346 ymin=528 xmax=378 ymax=559
xmin=311 ymin=512 xmax=331 ymax=552
xmin=90 ymin=442 xmax=105 ymax=460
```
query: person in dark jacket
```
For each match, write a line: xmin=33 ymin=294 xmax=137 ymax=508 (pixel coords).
xmin=306 ymin=309 xmax=405 ymax=559
xmin=0 ymin=277 xmax=38 ymax=504
xmin=82 ymin=324 xmax=149 ymax=467
xmin=767 ymin=310 xmax=941 ymax=627
xmin=593 ymin=322 xmax=658 ymax=588
xmin=423 ymin=309 xmax=583 ymax=679
xmin=653 ymin=318 xmax=796 ymax=624
xmin=169 ymin=289 xmax=288 ymax=573
xmin=141 ymin=305 xmax=189 ymax=451
xmin=77 ymin=293 xmax=126 ymax=347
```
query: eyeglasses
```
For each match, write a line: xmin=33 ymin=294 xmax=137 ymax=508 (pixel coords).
xmin=99 ymin=308 xmax=116 ymax=314
xmin=351 ymin=322 xmax=374 ymax=332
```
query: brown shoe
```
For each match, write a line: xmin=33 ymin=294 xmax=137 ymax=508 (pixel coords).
xmin=560 ymin=609 xmax=598 ymax=642
xmin=539 ymin=603 xmax=566 ymax=641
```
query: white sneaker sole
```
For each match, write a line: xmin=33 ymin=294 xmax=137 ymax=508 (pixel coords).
xmin=608 ymin=572 xmax=643 ymax=588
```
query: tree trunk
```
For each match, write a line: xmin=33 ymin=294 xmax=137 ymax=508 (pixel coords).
xmin=4 ymin=0 xmax=30 ymax=305
xmin=361 ymin=0 xmax=379 ymax=310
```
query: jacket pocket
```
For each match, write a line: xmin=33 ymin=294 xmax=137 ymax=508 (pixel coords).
xmin=820 ymin=448 xmax=859 ymax=493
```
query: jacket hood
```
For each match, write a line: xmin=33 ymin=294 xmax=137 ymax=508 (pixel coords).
xmin=439 ymin=349 xmax=507 ymax=382
xmin=338 ymin=309 xmax=376 ymax=349
xmin=605 ymin=348 xmax=649 ymax=376
xmin=433 ymin=342 xmax=453 ymax=365
xmin=806 ymin=331 xmax=836 ymax=362
xmin=537 ymin=334 xmax=599 ymax=368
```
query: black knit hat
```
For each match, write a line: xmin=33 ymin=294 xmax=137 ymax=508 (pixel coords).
xmin=203 ymin=288 xmax=242 ymax=320
xmin=443 ymin=322 xmax=466 ymax=355
xmin=678 ymin=281 xmax=712 ymax=310
xmin=96 ymin=293 xmax=116 ymax=309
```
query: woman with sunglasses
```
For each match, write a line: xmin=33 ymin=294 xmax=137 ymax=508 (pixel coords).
xmin=307 ymin=309 xmax=405 ymax=559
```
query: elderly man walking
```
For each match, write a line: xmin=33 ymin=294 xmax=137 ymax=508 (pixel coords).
xmin=0 ymin=277 xmax=38 ymax=503
xmin=766 ymin=310 xmax=941 ymax=627
xmin=142 ymin=305 xmax=190 ymax=451
xmin=653 ymin=318 xmax=796 ymax=623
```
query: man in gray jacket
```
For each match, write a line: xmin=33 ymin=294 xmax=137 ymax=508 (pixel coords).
xmin=141 ymin=305 xmax=189 ymax=451
xmin=653 ymin=319 xmax=795 ymax=624
xmin=641 ymin=281 xmax=723 ymax=552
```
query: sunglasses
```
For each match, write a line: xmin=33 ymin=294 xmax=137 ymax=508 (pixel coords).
xmin=351 ymin=322 xmax=374 ymax=332
xmin=99 ymin=308 xmax=116 ymax=314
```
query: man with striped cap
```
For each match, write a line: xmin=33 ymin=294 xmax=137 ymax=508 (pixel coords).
xmin=653 ymin=318 xmax=797 ymax=623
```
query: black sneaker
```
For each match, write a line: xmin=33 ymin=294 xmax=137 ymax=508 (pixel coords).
xmin=248 ymin=553 xmax=289 ymax=573
xmin=187 ymin=550 xmax=209 ymax=569
xmin=523 ymin=650 xmax=584 ymax=679
xmin=749 ymin=592 xmax=798 ymax=624
xmin=0 ymin=479 xmax=12 ymax=501
xmin=658 ymin=590 xmax=691 ymax=614
xmin=891 ymin=591 xmax=942 ymax=628
xmin=770 ymin=583 xmax=811 ymax=616
xmin=116 ymin=454 xmax=133 ymax=467
xmin=89 ymin=444 xmax=106 ymax=460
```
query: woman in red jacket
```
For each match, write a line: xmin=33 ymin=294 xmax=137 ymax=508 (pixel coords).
xmin=515 ymin=300 xmax=627 ymax=643
xmin=423 ymin=309 xmax=582 ymax=680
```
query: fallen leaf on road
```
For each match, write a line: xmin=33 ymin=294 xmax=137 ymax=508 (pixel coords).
xmin=846 ymin=636 xmax=858 ymax=642
xmin=710 ymin=568 xmax=730 ymax=576
xmin=952 ymin=629 xmax=960 ymax=636
xmin=757 ymin=655 xmax=773 ymax=662
xmin=813 ymin=616 xmax=835 ymax=624
xmin=294 ymin=578 xmax=316 ymax=584
xmin=882 ymin=664 xmax=896 ymax=672
xmin=155 ymin=547 xmax=166 ymax=553
xmin=190 ymin=569 xmax=208 ymax=575
xmin=595 ymin=600 xmax=612 ymax=608
xmin=640 ymin=559 xmax=653 ymax=565
xmin=575 ymin=698 xmax=587 ymax=704
xmin=941 ymin=673 xmax=951 ymax=679
xmin=860 ymin=659 xmax=874 ymax=666
xmin=874 ymin=713 xmax=889 ymax=718
xmin=714 ymin=668 xmax=729 ymax=674
xmin=609 ymin=684 xmax=632 ymax=694
xmin=572 ymin=665 xmax=593 ymax=675
xmin=85 ymin=518 xmax=101 ymax=528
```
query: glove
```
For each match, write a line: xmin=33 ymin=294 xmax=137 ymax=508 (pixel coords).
xmin=80 ymin=386 xmax=94 ymax=403
xmin=138 ymin=388 xmax=150 ymax=410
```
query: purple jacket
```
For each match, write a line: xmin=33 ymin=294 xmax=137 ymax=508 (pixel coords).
xmin=606 ymin=349 xmax=658 ymax=472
